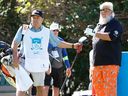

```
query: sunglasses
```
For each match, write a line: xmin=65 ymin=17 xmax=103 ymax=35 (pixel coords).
xmin=31 ymin=15 xmax=41 ymax=19
xmin=100 ymin=8 xmax=111 ymax=12
xmin=53 ymin=30 xmax=59 ymax=32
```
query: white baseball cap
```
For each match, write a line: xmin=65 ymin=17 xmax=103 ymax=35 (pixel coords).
xmin=50 ymin=22 xmax=60 ymax=30
xmin=100 ymin=2 xmax=113 ymax=11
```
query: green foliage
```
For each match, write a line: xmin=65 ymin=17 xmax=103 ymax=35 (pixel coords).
xmin=0 ymin=0 xmax=21 ymax=44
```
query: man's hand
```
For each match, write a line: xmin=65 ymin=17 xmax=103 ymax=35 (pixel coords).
xmin=66 ymin=68 xmax=71 ymax=77
xmin=73 ymin=43 xmax=83 ymax=53
xmin=13 ymin=63 xmax=19 ymax=68
xmin=12 ymin=58 xmax=19 ymax=68
xmin=46 ymin=67 xmax=51 ymax=75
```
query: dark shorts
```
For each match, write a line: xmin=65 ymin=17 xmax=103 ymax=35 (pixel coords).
xmin=44 ymin=67 xmax=64 ymax=88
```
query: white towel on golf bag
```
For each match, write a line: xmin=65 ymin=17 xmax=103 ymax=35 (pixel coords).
xmin=15 ymin=65 xmax=33 ymax=91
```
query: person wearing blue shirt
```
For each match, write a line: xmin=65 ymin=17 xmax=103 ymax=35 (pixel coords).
xmin=43 ymin=22 xmax=71 ymax=96
xmin=11 ymin=10 xmax=81 ymax=96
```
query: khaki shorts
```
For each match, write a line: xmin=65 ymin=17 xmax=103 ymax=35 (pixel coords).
xmin=31 ymin=72 xmax=45 ymax=86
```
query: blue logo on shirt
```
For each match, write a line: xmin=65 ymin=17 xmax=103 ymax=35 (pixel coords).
xmin=30 ymin=37 xmax=43 ymax=54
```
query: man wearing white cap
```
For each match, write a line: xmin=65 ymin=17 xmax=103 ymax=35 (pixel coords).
xmin=11 ymin=10 xmax=81 ymax=96
xmin=43 ymin=22 xmax=71 ymax=96
xmin=85 ymin=2 xmax=123 ymax=96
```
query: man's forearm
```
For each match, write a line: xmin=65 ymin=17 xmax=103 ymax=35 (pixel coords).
xmin=11 ymin=41 xmax=19 ymax=67
xmin=95 ymin=32 xmax=111 ymax=41
xmin=58 ymin=41 xmax=74 ymax=48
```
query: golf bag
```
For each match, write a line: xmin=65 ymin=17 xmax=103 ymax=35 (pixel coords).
xmin=0 ymin=41 xmax=16 ymax=87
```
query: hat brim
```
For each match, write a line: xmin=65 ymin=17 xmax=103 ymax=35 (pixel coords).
xmin=31 ymin=14 xmax=43 ymax=18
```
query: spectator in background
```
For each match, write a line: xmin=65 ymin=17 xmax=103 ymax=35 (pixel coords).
xmin=88 ymin=49 xmax=95 ymax=96
xmin=43 ymin=22 xmax=71 ymax=96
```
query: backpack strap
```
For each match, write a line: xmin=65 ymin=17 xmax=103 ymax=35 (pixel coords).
xmin=21 ymin=24 xmax=29 ymax=41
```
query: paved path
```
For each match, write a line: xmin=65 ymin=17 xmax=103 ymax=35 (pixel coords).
xmin=0 ymin=93 xmax=16 ymax=96
xmin=0 ymin=73 xmax=16 ymax=96
xmin=0 ymin=86 xmax=16 ymax=96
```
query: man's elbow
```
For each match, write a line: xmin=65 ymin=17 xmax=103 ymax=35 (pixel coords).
xmin=58 ymin=43 xmax=63 ymax=48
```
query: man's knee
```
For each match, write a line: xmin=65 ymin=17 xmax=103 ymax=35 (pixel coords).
xmin=36 ymin=86 xmax=43 ymax=89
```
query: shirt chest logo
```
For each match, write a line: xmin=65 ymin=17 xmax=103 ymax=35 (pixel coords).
xmin=30 ymin=37 xmax=43 ymax=54
xmin=113 ymin=30 xmax=119 ymax=37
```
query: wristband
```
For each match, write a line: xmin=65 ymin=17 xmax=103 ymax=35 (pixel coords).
xmin=72 ymin=43 xmax=74 ymax=49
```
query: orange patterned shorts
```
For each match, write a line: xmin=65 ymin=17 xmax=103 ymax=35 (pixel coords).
xmin=92 ymin=65 xmax=119 ymax=96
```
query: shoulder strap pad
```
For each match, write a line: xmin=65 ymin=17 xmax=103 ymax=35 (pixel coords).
xmin=22 ymin=24 xmax=29 ymax=35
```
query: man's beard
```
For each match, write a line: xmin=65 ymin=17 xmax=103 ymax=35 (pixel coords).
xmin=98 ymin=15 xmax=112 ymax=25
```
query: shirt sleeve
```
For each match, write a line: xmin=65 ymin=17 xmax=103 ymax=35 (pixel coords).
xmin=59 ymin=37 xmax=70 ymax=68
xmin=62 ymin=48 xmax=71 ymax=68
xmin=12 ymin=26 xmax=23 ymax=45
xmin=49 ymin=31 xmax=61 ymax=47
xmin=108 ymin=20 xmax=123 ymax=41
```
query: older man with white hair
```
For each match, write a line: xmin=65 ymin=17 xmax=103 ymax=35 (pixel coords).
xmin=85 ymin=2 xmax=123 ymax=96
